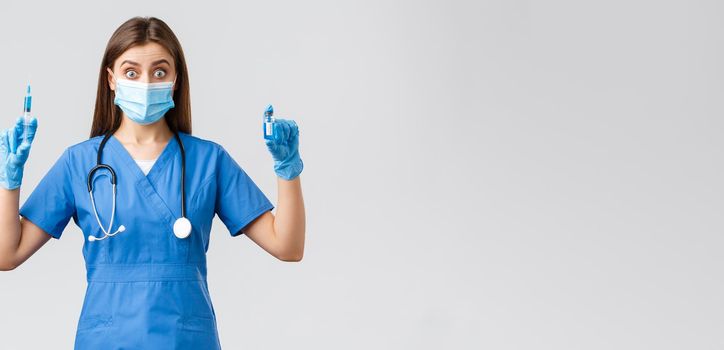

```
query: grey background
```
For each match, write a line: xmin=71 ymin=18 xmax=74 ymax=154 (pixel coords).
xmin=1 ymin=0 xmax=722 ymax=349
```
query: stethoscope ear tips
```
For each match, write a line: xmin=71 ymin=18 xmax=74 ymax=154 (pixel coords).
xmin=118 ymin=225 xmax=126 ymax=232
xmin=88 ymin=235 xmax=97 ymax=242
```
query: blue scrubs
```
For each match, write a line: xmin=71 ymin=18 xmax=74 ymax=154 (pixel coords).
xmin=19 ymin=132 xmax=274 ymax=349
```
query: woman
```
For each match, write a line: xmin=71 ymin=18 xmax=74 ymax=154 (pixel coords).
xmin=0 ymin=16 xmax=305 ymax=349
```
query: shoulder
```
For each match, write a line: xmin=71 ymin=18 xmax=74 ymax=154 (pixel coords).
xmin=55 ymin=136 xmax=104 ymax=163
xmin=177 ymin=133 xmax=231 ymax=174
xmin=177 ymin=131 xmax=218 ymax=147
xmin=177 ymin=132 xmax=229 ymax=158
xmin=67 ymin=135 xmax=104 ymax=151
xmin=178 ymin=133 xmax=247 ymax=176
xmin=177 ymin=133 xmax=242 ymax=183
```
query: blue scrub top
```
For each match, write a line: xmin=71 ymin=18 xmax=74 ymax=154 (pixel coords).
xmin=19 ymin=132 xmax=274 ymax=349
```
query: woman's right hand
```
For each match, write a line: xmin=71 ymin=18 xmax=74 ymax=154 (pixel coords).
xmin=0 ymin=116 xmax=38 ymax=190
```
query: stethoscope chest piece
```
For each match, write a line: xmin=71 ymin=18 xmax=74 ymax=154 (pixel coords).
xmin=173 ymin=217 xmax=192 ymax=239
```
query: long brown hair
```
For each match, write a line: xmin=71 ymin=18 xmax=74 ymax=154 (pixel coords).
xmin=90 ymin=16 xmax=192 ymax=138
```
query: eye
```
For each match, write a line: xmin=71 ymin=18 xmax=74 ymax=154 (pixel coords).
xmin=154 ymin=69 xmax=167 ymax=78
xmin=125 ymin=70 xmax=138 ymax=79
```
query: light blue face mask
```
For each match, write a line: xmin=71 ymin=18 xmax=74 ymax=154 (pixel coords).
xmin=113 ymin=77 xmax=177 ymax=125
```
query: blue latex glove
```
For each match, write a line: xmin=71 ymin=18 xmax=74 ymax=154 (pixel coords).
xmin=265 ymin=118 xmax=303 ymax=180
xmin=0 ymin=116 xmax=38 ymax=190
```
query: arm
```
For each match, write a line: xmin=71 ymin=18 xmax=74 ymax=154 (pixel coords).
xmin=0 ymin=187 xmax=51 ymax=271
xmin=0 ymin=116 xmax=44 ymax=270
xmin=243 ymin=116 xmax=305 ymax=261
xmin=243 ymin=176 xmax=305 ymax=262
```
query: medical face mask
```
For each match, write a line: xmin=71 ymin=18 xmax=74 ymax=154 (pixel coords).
xmin=113 ymin=77 xmax=176 ymax=125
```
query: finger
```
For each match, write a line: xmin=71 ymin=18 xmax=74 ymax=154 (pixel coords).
xmin=289 ymin=119 xmax=299 ymax=138
xmin=15 ymin=142 xmax=31 ymax=163
xmin=9 ymin=116 xmax=23 ymax=153
xmin=264 ymin=137 xmax=279 ymax=157
xmin=0 ymin=129 xmax=9 ymax=155
xmin=280 ymin=119 xmax=292 ymax=142
xmin=22 ymin=117 xmax=38 ymax=146
xmin=281 ymin=121 xmax=291 ymax=142
xmin=272 ymin=122 xmax=281 ymax=143
xmin=285 ymin=120 xmax=296 ymax=140
xmin=264 ymin=137 xmax=276 ymax=151
xmin=273 ymin=121 xmax=287 ymax=143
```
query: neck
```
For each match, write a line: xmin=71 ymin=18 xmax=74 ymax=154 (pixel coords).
xmin=114 ymin=115 xmax=173 ymax=144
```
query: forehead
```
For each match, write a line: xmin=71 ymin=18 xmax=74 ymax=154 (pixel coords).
xmin=114 ymin=42 xmax=174 ymax=68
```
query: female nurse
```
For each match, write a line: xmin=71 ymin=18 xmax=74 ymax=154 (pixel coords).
xmin=0 ymin=16 xmax=305 ymax=349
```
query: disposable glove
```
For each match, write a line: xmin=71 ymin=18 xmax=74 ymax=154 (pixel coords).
xmin=0 ymin=116 xmax=38 ymax=190
xmin=264 ymin=118 xmax=303 ymax=180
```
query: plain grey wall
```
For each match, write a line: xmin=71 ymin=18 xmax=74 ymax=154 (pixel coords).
xmin=1 ymin=0 xmax=722 ymax=349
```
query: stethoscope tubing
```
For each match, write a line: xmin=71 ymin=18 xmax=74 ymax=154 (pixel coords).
xmin=86 ymin=130 xmax=187 ymax=241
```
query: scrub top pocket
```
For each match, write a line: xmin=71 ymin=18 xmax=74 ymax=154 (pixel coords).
xmin=76 ymin=314 xmax=114 ymax=333
xmin=179 ymin=314 xmax=217 ymax=333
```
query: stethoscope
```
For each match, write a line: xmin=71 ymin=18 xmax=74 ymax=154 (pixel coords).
xmin=86 ymin=130 xmax=192 ymax=242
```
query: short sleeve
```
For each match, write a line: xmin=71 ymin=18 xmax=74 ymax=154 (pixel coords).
xmin=215 ymin=146 xmax=275 ymax=236
xmin=19 ymin=148 xmax=76 ymax=239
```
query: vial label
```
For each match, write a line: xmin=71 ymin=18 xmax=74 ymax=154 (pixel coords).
xmin=265 ymin=122 xmax=273 ymax=136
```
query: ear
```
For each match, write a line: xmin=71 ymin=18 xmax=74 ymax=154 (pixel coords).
xmin=106 ymin=67 xmax=116 ymax=91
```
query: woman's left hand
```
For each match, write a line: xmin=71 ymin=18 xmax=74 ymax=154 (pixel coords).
xmin=265 ymin=119 xmax=303 ymax=180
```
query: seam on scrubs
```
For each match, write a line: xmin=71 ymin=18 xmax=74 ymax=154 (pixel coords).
xmin=65 ymin=145 xmax=88 ymax=188
xmin=63 ymin=148 xmax=77 ymax=212
xmin=134 ymin=172 xmax=176 ymax=231
xmin=229 ymin=202 xmax=275 ymax=237
xmin=145 ymin=139 xmax=177 ymax=184
xmin=188 ymin=174 xmax=215 ymax=209
xmin=86 ymin=263 xmax=206 ymax=282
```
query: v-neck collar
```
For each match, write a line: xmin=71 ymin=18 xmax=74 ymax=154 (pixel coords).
xmin=106 ymin=133 xmax=179 ymax=184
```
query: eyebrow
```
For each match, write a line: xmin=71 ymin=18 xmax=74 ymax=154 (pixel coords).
xmin=120 ymin=59 xmax=171 ymax=67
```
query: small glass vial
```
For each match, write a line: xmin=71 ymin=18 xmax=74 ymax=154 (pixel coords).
xmin=263 ymin=104 xmax=275 ymax=140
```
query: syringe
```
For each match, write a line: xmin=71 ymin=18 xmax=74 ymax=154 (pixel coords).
xmin=22 ymin=83 xmax=32 ymax=142
xmin=263 ymin=104 xmax=275 ymax=140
